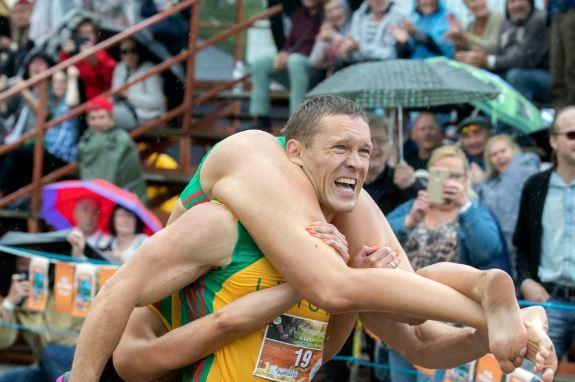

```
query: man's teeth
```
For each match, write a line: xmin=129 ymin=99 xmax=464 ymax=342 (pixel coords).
xmin=336 ymin=178 xmax=356 ymax=186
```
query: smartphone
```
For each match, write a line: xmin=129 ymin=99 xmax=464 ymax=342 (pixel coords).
xmin=427 ymin=168 xmax=450 ymax=205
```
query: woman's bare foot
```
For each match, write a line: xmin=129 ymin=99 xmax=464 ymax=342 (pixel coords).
xmin=479 ymin=270 xmax=527 ymax=373
xmin=520 ymin=306 xmax=557 ymax=382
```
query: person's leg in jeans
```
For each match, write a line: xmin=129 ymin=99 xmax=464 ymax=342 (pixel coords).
xmin=545 ymin=298 xmax=571 ymax=361
xmin=549 ymin=12 xmax=565 ymax=105
xmin=40 ymin=343 xmax=76 ymax=381
xmin=0 ymin=364 xmax=44 ymax=382
xmin=249 ymin=54 xmax=276 ymax=118
xmin=560 ymin=9 xmax=575 ymax=106
xmin=374 ymin=341 xmax=391 ymax=382
xmin=285 ymin=53 xmax=312 ymax=115
xmin=504 ymin=68 xmax=551 ymax=103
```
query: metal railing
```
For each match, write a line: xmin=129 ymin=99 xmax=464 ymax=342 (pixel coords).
xmin=0 ymin=0 xmax=282 ymax=231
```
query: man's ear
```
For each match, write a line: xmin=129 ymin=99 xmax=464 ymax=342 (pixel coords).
xmin=286 ymin=139 xmax=305 ymax=167
xmin=549 ymin=134 xmax=558 ymax=151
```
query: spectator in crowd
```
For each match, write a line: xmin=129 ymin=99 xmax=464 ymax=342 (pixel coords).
xmin=66 ymin=196 xmax=111 ymax=258
xmin=249 ymin=0 xmax=322 ymax=130
xmin=267 ymin=0 xmax=307 ymax=51
xmin=77 ymin=96 xmax=147 ymax=203
xmin=448 ymin=0 xmax=503 ymax=54
xmin=365 ymin=114 xmax=423 ymax=214
xmin=455 ymin=0 xmax=549 ymax=103
xmin=112 ymin=37 xmax=165 ymax=130
xmin=9 ymin=0 xmax=35 ymax=73
xmin=341 ymin=0 xmax=406 ymax=64
xmin=138 ymin=0 xmax=188 ymax=56
xmin=102 ymin=205 xmax=147 ymax=263
xmin=391 ymin=0 xmax=455 ymax=59
xmin=0 ymin=256 xmax=83 ymax=382
xmin=548 ymin=0 xmax=575 ymax=107
xmin=0 ymin=51 xmax=55 ymax=146
xmin=309 ymin=0 xmax=350 ymax=70
xmin=387 ymin=145 xmax=509 ymax=382
xmin=405 ymin=112 xmax=444 ymax=170
xmin=458 ymin=115 xmax=491 ymax=183
xmin=515 ymin=106 xmax=575 ymax=360
xmin=0 ymin=66 xmax=80 ymax=199
xmin=476 ymin=134 xmax=540 ymax=278
xmin=60 ymin=18 xmax=116 ymax=101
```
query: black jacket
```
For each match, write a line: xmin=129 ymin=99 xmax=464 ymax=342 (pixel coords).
xmin=514 ymin=167 xmax=553 ymax=285
xmin=364 ymin=166 xmax=423 ymax=215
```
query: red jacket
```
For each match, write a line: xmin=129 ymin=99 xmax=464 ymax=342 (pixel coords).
xmin=60 ymin=50 xmax=117 ymax=100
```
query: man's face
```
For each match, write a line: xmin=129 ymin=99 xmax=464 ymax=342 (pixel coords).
xmin=367 ymin=126 xmax=389 ymax=183
xmin=367 ymin=0 xmax=390 ymax=15
xmin=301 ymin=0 xmax=321 ymax=11
xmin=418 ymin=0 xmax=439 ymax=15
xmin=460 ymin=126 xmax=490 ymax=157
xmin=74 ymin=199 xmax=99 ymax=236
xmin=87 ymin=109 xmax=114 ymax=132
xmin=294 ymin=115 xmax=372 ymax=215
xmin=11 ymin=4 xmax=31 ymax=28
xmin=550 ymin=110 xmax=575 ymax=168
xmin=465 ymin=0 xmax=489 ymax=18
xmin=507 ymin=0 xmax=532 ymax=23
xmin=325 ymin=1 xmax=347 ymax=28
xmin=411 ymin=114 xmax=443 ymax=153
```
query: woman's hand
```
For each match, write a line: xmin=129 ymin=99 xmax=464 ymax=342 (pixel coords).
xmin=405 ymin=190 xmax=429 ymax=229
xmin=442 ymin=179 xmax=469 ymax=209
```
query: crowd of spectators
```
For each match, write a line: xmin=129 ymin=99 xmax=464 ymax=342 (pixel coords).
xmin=0 ymin=0 xmax=573 ymax=380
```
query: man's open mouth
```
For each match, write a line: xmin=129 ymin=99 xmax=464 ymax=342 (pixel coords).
xmin=334 ymin=177 xmax=357 ymax=192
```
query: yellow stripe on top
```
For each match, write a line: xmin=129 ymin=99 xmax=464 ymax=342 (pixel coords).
xmin=201 ymin=257 xmax=330 ymax=382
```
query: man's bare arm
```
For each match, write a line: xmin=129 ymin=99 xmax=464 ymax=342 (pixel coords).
xmin=360 ymin=313 xmax=489 ymax=369
xmin=114 ymin=283 xmax=300 ymax=382
xmin=70 ymin=203 xmax=237 ymax=382
xmin=201 ymin=132 xmax=486 ymax=326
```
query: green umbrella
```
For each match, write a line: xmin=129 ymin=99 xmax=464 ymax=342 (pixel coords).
xmin=306 ymin=59 xmax=499 ymax=108
xmin=428 ymin=57 xmax=545 ymax=134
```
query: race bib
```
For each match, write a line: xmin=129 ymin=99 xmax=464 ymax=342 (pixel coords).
xmin=253 ymin=314 xmax=327 ymax=382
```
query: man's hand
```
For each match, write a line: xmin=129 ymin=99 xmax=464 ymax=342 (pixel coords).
xmin=405 ymin=190 xmax=429 ymax=229
xmin=67 ymin=228 xmax=87 ymax=259
xmin=273 ymin=51 xmax=290 ymax=71
xmin=393 ymin=161 xmax=416 ymax=189
xmin=446 ymin=14 xmax=466 ymax=44
xmin=67 ymin=65 xmax=80 ymax=79
xmin=306 ymin=221 xmax=349 ymax=263
xmin=6 ymin=274 xmax=29 ymax=306
xmin=469 ymin=162 xmax=487 ymax=184
xmin=520 ymin=279 xmax=550 ymax=303
xmin=349 ymin=245 xmax=399 ymax=270
xmin=318 ymin=22 xmax=336 ymax=42
xmin=337 ymin=37 xmax=359 ymax=56
xmin=62 ymin=39 xmax=77 ymax=54
xmin=455 ymin=49 xmax=488 ymax=68
xmin=442 ymin=179 xmax=469 ymax=209
xmin=402 ymin=21 xmax=417 ymax=36
xmin=390 ymin=25 xmax=409 ymax=43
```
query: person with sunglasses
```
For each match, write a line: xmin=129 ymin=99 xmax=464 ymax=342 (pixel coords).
xmin=111 ymin=37 xmax=165 ymax=130
xmin=516 ymin=106 xmax=575 ymax=362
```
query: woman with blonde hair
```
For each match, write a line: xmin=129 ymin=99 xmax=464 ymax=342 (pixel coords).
xmin=387 ymin=144 xmax=510 ymax=382
xmin=476 ymin=134 xmax=541 ymax=278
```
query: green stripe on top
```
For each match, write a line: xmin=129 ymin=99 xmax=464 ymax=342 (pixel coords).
xmin=179 ymin=136 xmax=287 ymax=209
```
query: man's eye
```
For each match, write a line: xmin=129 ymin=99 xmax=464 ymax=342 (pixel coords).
xmin=333 ymin=145 xmax=346 ymax=151
xmin=359 ymin=148 xmax=371 ymax=155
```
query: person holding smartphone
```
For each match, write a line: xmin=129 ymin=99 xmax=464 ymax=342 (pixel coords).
xmin=386 ymin=145 xmax=510 ymax=382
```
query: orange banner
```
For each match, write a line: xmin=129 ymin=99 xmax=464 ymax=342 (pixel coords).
xmin=54 ymin=262 xmax=75 ymax=313
xmin=98 ymin=266 xmax=118 ymax=289
xmin=27 ymin=257 xmax=49 ymax=312
xmin=71 ymin=263 xmax=97 ymax=318
xmin=475 ymin=354 xmax=503 ymax=382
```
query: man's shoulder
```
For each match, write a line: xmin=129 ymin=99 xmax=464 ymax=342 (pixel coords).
xmin=523 ymin=167 xmax=553 ymax=193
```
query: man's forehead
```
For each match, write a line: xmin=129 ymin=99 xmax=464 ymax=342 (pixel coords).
xmin=316 ymin=114 xmax=369 ymax=134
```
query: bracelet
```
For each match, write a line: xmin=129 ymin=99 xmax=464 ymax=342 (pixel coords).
xmin=459 ymin=201 xmax=472 ymax=215
xmin=2 ymin=299 xmax=16 ymax=312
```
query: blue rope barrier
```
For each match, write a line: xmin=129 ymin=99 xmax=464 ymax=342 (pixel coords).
xmin=0 ymin=321 xmax=79 ymax=337
xmin=0 ymin=244 xmax=119 ymax=265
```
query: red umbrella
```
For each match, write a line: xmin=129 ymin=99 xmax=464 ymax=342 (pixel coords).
xmin=41 ymin=179 xmax=162 ymax=236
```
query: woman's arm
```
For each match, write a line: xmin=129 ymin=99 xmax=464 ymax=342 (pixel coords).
xmin=113 ymin=283 xmax=300 ymax=382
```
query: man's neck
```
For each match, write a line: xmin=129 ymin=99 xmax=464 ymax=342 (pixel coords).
xmin=418 ymin=147 xmax=432 ymax=160
xmin=555 ymin=163 xmax=575 ymax=185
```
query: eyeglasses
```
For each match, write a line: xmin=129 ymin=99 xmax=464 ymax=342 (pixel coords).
xmin=120 ymin=48 xmax=137 ymax=55
xmin=553 ymin=131 xmax=575 ymax=140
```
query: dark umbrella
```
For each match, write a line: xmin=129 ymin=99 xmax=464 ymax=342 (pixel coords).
xmin=307 ymin=59 xmax=499 ymax=160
